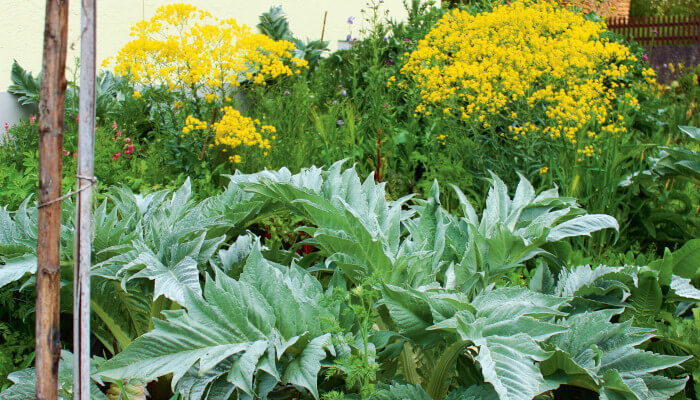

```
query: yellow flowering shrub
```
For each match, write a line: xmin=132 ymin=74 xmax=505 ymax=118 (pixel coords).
xmin=201 ymin=107 xmax=273 ymax=162
xmin=105 ymin=4 xmax=308 ymax=96
xmin=103 ymin=4 xmax=301 ymax=166
xmin=399 ymin=1 xmax=655 ymax=158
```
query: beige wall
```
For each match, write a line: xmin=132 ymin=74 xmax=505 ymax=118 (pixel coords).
xmin=1 ymin=0 xmax=430 ymax=90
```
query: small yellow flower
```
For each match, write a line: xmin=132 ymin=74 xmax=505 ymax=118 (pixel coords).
xmin=539 ymin=167 xmax=549 ymax=174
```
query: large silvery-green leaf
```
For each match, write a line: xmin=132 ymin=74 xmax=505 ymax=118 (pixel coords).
xmin=98 ymin=249 xmax=334 ymax=399
xmin=0 ymin=198 xmax=37 ymax=257
xmin=549 ymin=264 xmax=633 ymax=309
xmin=446 ymin=174 xmax=619 ymax=290
xmin=402 ymin=180 xmax=448 ymax=280
xmin=542 ymin=310 xmax=689 ymax=399
xmin=546 ymin=214 xmax=619 ymax=242
xmin=377 ymin=285 xmax=570 ymax=399
xmin=93 ymin=180 xmax=226 ymax=305
xmin=420 ymin=288 xmax=568 ymax=400
xmin=233 ymin=161 xmax=413 ymax=285
xmin=0 ymin=196 xmax=74 ymax=288
xmin=0 ymin=351 xmax=108 ymax=400
xmin=7 ymin=60 xmax=41 ymax=106
xmin=0 ymin=254 xmax=36 ymax=289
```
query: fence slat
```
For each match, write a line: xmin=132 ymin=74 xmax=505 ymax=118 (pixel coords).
xmin=608 ymin=14 xmax=700 ymax=46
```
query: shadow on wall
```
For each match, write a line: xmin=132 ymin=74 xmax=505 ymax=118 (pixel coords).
xmin=648 ymin=45 xmax=700 ymax=82
xmin=0 ymin=92 xmax=36 ymax=132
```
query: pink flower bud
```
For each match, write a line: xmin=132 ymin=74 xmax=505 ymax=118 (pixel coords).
xmin=115 ymin=152 xmax=121 ymax=158
xmin=76 ymin=115 xmax=79 ymax=122
xmin=125 ymin=137 xmax=131 ymax=143
xmin=116 ymin=131 xmax=122 ymax=137
xmin=112 ymin=122 xmax=118 ymax=130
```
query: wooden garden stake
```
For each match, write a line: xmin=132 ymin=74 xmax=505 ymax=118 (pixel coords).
xmin=321 ymin=11 xmax=328 ymax=41
xmin=74 ymin=0 xmax=96 ymax=398
xmin=36 ymin=1 xmax=69 ymax=400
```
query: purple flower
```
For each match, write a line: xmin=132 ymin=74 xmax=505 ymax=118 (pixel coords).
xmin=331 ymin=100 xmax=339 ymax=105
xmin=283 ymin=90 xmax=291 ymax=95
xmin=347 ymin=16 xmax=355 ymax=25
xmin=643 ymin=54 xmax=649 ymax=62
xmin=340 ymin=89 xmax=347 ymax=96
xmin=652 ymin=29 xmax=658 ymax=34
xmin=346 ymin=34 xmax=352 ymax=42
xmin=404 ymin=38 xmax=411 ymax=42
xmin=337 ymin=119 xmax=345 ymax=126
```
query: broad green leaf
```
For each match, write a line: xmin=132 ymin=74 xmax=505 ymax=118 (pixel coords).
xmin=281 ymin=333 xmax=331 ymax=399
xmin=99 ymin=252 xmax=333 ymax=399
xmin=0 ymin=351 xmax=108 ymax=400
xmin=375 ymin=383 xmax=433 ymax=400
xmin=475 ymin=335 xmax=550 ymax=400
xmin=0 ymin=254 xmax=37 ymax=289
xmin=669 ymin=275 xmax=700 ymax=300
xmin=546 ymin=214 xmax=619 ymax=242
xmin=543 ymin=310 xmax=688 ymax=399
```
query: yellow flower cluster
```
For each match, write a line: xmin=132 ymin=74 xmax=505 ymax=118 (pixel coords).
xmin=182 ymin=115 xmax=207 ymax=134
xmin=105 ymin=4 xmax=307 ymax=97
xmin=400 ymin=1 xmax=653 ymax=157
xmin=212 ymin=107 xmax=273 ymax=162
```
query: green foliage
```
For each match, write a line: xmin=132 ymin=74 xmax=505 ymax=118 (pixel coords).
xmin=257 ymin=6 xmax=292 ymax=41
xmin=0 ymin=351 xmax=107 ymax=400
xmin=542 ymin=310 xmax=689 ymax=399
xmin=630 ymin=0 xmax=700 ymax=16
xmin=621 ymin=125 xmax=700 ymax=248
xmin=7 ymin=61 xmax=40 ymax=106
xmin=1 ymin=164 xmax=680 ymax=400
xmin=0 ymin=286 xmax=33 ymax=391
xmin=100 ymin=249 xmax=333 ymax=399
xmin=7 ymin=60 xmax=119 ymax=123
xmin=1 ymin=2 xmax=698 ymax=398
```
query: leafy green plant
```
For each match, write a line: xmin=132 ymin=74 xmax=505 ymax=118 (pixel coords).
xmin=7 ymin=60 xmax=119 ymax=123
xmin=1 ymin=164 xmax=694 ymax=400
xmin=0 ymin=351 xmax=107 ymax=400
xmin=100 ymin=250 xmax=334 ymax=399
xmin=7 ymin=61 xmax=41 ymax=106
xmin=621 ymin=125 xmax=700 ymax=247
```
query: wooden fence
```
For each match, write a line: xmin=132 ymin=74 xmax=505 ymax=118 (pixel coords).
xmin=607 ymin=15 xmax=700 ymax=46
